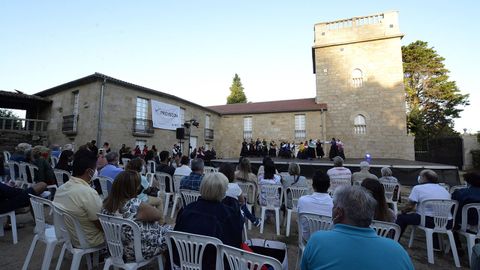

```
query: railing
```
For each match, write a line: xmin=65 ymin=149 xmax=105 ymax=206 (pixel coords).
xmin=323 ymin=13 xmax=384 ymax=30
xmin=133 ymin=118 xmax=154 ymax=136
xmin=204 ymin=128 xmax=214 ymax=140
xmin=0 ymin=117 xmax=48 ymax=133
xmin=295 ymin=130 xmax=306 ymax=139
xmin=62 ymin=115 xmax=78 ymax=135
xmin=243 ymin=130 xmax=252 ymax=139
xmin=354 ymin=125 xmax=367 ymax=135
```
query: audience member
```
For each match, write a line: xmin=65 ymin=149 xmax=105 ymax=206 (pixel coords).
xmin=351 ymin=161 xmax=378 ymax=184
xmin=50 ymin=144 xmax=61 ymax=158
xmin=99 ymin=152 xmax=123 ymax=180
xmin=103 ymin=142 xmax=111 ymax=153
xmin=174 ymin=156 xmax=192 ymax=176
xmin=31 ymin=146 xmax=56 ymax=186
xmin=55 ymin=150 xmax=74 ymax=173
xmin=361 ymin=178 xmax=396 ymax=222
xmin=258 ymin=160 xmax=281 ymax=207
xmin=234 ymin=157 xmax=258 ymax=199
xmin=1 ymin=181 xmax=47 ymax=215
xmin=156 ymin=150 xmax=176 ymax=192
xmin=301 ymin=185 xmax=414 ymax=270
xmin=327 ymin=156 xmax=352 ymax=182
xmin=379 ymin=167 xmax=398 ymax=183
xmin=101 ymin=170 xmax=171 ymax=262
xmin=53 ymin=148 xmax=104 ymax=248
xmin=10 ymin=143 xmax=31 ymax=162
xmin=282 ymin=162 xmax=308 ymax=188
xmin=179 ymin=158 xmax=204 ymax=191
xmin=89 ymin=140 xmax=99 ymax=154
xmin=96 ymin=148 xmax=107 ymax=170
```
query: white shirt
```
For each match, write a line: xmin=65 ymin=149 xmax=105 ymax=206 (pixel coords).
xmin=226 ymin=183 xmax=243 ymax=199
xmin=174 ymin=165 xmax=192 ymax=176
xmin=327 ymin=167 xmax=352 ymax=180
xmin=297 ymin=192 xmax=333 ymax=217
xmin=409 ymin=183 xmax=451 ymax=216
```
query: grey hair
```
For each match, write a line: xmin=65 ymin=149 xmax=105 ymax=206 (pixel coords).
xmin=200 ymin=172 xmax=228 ymax=201
xmin=359 ymin=161 xmax=370 ymax=170
xmin=333 ymin=156 xmax=344 ymax=167
xmin=419 ymin=169 xmax=438 ymax=183
xmin=288 ymin=162 xmax=300 ymax=176
xmin=380 ymin=167 xmax=392 ymax=177
xmin=333 ymin=185 xmax=376 ymax=227
xmin=191 ymin=158 xmax=205 ymax=172
xmin=105 ymin=152 xmax=119 ymax=163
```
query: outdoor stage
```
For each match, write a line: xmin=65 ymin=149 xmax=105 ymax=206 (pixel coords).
xmin=211 ymin=157 xmax=460 ymax=186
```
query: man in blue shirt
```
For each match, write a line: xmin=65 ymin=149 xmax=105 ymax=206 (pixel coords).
xmin=180 ymin=158 xmax=204 ymax=191
xmin=99 ymin=152 xmax=123 ymax=180
xmin=301 ymin=185 xmax=414 ymax=270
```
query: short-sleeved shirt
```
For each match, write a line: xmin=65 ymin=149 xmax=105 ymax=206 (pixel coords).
xmin=174 ymin=165 xmax=192 ymax=176
xmin=409 ymin=183 xmax=451 ymax=216
xmin=180 ymin=172 xmax=203 ymax=191
xmin=53 ymin=176 xmax=104 ymax=247
xmin=99 ymin=164 xmax=123 ymax=180
xmin=301 ymin=224 xmax=414 ymax=270
xmin=327 ymin=167 xmax=352 ymax=181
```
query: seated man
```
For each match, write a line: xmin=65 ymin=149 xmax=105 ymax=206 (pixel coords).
xmin=99 ymin=152 xmax=123 ymax=180
xmin=327 ymin=156 xmax=352 ymax=181
xmin=0 ymin=181 xmax=47 ymax=215
xmin=53 ymin=148 xmax=104 ymax=248
xmin=301 ymin=185 xmax=414 ymax=270
xmin=351 ymin=161 xmax=378 ymax=184
xmin=156 ymin=150 xmax=176 ymax=192
xmin=179 ymin=158 xmax=204 ymax=191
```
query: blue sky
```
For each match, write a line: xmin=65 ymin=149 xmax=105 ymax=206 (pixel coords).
xmin=1 ymin=1 xmax=479 ymax=132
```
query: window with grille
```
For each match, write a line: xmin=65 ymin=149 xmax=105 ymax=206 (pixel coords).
xmin=352 ymin=69 xmax=363 ymax=88
xmin=135 ymin=97 xmax=149 ymax=131
xmin=354 ymin=114 xmax=367 ymax=134
xmin=180 ymin=108 xmax=185 ymax=124
xmin=295 ymin=114 xmax=306 ymax=139
xmin=243 ymin=117 xmax=252 ymax=139
xmin=205 ymin=115 xmax=210 ymax=129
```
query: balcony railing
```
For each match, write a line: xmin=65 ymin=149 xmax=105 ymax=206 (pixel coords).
xmin=204 ymin=128 xmax=214 ymax=140
xmin=133 ymin=118 xmax=154 ymax=136
xmin=0 ymin=117 xmax=48 ymax=133
xmin=62 ymin=115 xmax=78 ymax=135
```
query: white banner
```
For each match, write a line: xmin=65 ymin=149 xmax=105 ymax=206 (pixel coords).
xmin=151 ymin=100 xmax=181 ymax=130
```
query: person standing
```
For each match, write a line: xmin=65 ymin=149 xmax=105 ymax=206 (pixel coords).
xmin=316 ymin=140 xmax=325 ymax=159
xmin=328 ymin=138 xmax=338 ymax=161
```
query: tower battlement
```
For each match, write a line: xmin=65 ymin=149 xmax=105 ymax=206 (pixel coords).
xmin=314 ymin=11 xmax=402 ymax=47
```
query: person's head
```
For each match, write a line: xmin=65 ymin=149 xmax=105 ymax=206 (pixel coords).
xmin=219 ymin=163 xmax=235 ymax=183
xmin=105 ymin=152 xmax=119 ymax=165
xmin=333 ymin=156 xmax=344 ymax=167
xmin=16 ymin=143 xmax=32 ymax=154
xmin=145 ymin=150 xmax=155 ymax=161
xmin=180 ymin=155 xmax=189 ymax=166
xmin=91 ymin=140 xmax=96 ymax=146
xmin=191 ymin=158 xmax=204 ymax=174
xmin=31 ymin=145 xmax=44 ymax=160
xmin=63 ymin=144 xmax=73 ymax=151
xmin=159 ymin=151 xmax=170 ymax=163
xmin=312 ymin=170 xmax=330 ymax=193
xmin=238 ymin=157 xmax=252 ymax=173
xmin=464 ymin=171 xmax=480 ymax=187
xmin=332 ymin=185 xmax=376 ymax=228
xmin=263 ymin=159 xmax=276 ymax=180
xmin=200 ymin=172 xmax=228 ymax=202
xmin=288 ymin=162 xmax=301 ymax=176
xmin=381 ymin=167 xmax=393 ymax=177
xmin=58 ymin=150 xmax=74 ymax=165
xmin=359 ymin=161 xmax=370 ymax=171
xmin=361 ymin=178 xmax=390 ymax=222
xmin=72 ymin=148 xmax=98 ymax=180
xmin=418 ymin=169 xmax=438 ymax=184
xmin=103 ymin=142 xmax=109 ymax=148
xmin=98 ymin=148 xmax=104 ymax=156
xmin=103 ymin=170 xmax=142 ymax=213
xmin=121 ymin=144 xmax=126 ymax=148
xmin=125 ymin=157 xmax=145 ymax=173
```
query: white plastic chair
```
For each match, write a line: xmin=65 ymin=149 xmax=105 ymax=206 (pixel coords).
xmin=170 ymin=175 xmax=183 ymax=219
xmin=147 ymin=160 xmax=156 ymax=174
xmin=53 ymin=205 xmax=105 ymax=270
xmin=97 ymin=213 xmax=164 ymax=270
xmin=6 ymin=160 xmax=21 ymax=183
xmin=98 ymin=176 xmax=114 ymax=199
xmin=328 ymin=177 xmax=351 ymax=195
xmin=458 ymin=203 xmax=480 ymax=267
xmin=3 ymin=150 xmax=11 ymax=162
xmin=381 ymin=182 xmax=400 ymax=215
xmin=180 ymin=190 xmax=201 ymax=206
xmin=259 ymin=184 xmax=283 ymax=236
xmin=0 ymin=211 xmax=17 ymax=244
xmin=154 ymin=172 xmax=173 ymax=218
xmin=23 ymin=195 xmax=59 ymax=270
xmin=296 ymin=212 xmax=333 ymax=270
xmin=54 ymin=169 xmax=71 ymax=186
xmin=145 ymin=172 xmax=155 ymax=186
xmin=408 ymin=199 xmax=460 ymax=267
xmin=370 ymin=220 xmax=401 ymax=241
xmin=236 ymin=181 xmax=257 ymax=230
xmin=284 ymin=186 xmax=309 ymax=237
xmin=165 ymin=231 xmax=222 ymax=270
xmin=219 ymin=243 xmax=283 ymax=270
xmin=203 ymin=166 xmax=218 ymax=173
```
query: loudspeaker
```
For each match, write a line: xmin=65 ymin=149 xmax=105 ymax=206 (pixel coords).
xmin=176 ymin=128 xmax=185 ymax=140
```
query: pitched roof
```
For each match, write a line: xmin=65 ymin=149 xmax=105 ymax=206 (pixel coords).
xmin=35 ymin=73 xmax=220 ymax=115
xmin=207 ymin=98 xmax=327 ymax=115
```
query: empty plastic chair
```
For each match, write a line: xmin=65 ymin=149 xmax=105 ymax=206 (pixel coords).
xmin=259 ymin=184 xmax=283 ymax=236
xmin=370 ymin=220 xmax=401 ymax=241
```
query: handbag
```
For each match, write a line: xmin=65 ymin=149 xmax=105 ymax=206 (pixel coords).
xmin=246 ymin=238 xmax=288 ymax=270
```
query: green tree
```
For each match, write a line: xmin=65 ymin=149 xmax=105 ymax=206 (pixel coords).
xmin=226 ymin=73 xmax=247 ymax=104
xmin=402 ymin=41 xmax=469 ymax=138
xmin=0 ymin=109 xmax=18 ymax=118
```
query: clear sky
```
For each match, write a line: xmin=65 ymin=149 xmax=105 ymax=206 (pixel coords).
xmin=1 ymin=1 xmax=479 ymax=133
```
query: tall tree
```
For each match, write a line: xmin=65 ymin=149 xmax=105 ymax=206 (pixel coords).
xmin=402 ymin=40 xmax=469 ymax=138
xmin=0 ymin=109 xmax=18 ymax=118
xmin=226 ymin=74 xmax=247 ymax=104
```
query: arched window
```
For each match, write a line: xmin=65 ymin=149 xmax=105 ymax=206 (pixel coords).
xmin=352 ymin=69 xmax=363 ymax=88
xmin=354 ymin=114 xmax=366 ymax=134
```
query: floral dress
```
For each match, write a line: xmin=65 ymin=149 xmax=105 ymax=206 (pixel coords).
xmin=102 ymin=198 xmax=171 ymax=261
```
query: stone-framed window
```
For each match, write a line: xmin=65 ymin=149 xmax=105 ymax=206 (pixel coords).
xmin=354 ymin=114 xmax=367 ymax=134
xmin=135 ymin=97 xmax=149 ymax=132
xmin=180 ymin=108 xmax=186 ymax=124
xmin=205 ymin=114 xmax=210 ymax=129
xmin=295 ymin=114 xmax=306 ymax=139
xmin=243 ymin=116 xmax=252 ymax=139
xmin=352 ymin=68 xmax=363 ymax=88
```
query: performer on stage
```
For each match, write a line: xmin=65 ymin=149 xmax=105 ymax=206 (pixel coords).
xmin=337 ymin=138 xmax=346 ymax=160
xmin=269 ymin=140 xmax=277 ymax=157
xmin=240 ymin=140 xmax=248 ymax=157
xmin=316 ymin=139 xmax=325 ymax=158
xmin=328 ymin=138 xmax=338 ymax=161
xmin=307 ymin=139 xmax=317 ymax=159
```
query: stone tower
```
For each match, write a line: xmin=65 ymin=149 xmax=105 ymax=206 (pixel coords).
xmin=313 ymin=11 xmax=414 ymax=159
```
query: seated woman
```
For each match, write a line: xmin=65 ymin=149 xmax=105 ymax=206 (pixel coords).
xmin=379 ymin=167 xmax=398 ymax=183
xmin=234 ymin=157 xmax=259 ymax=201
xmin=282 ymin=162 xmax=308 ymax=189
xmin=361 ymin=178 xmax=396 ymax=223
xmin=125 ymin=158 xmax=164 ymax=224
xmin=101 ymin=171 xmax=171 ymax=262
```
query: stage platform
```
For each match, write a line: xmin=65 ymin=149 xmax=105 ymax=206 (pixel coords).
xmin=211 ymin=157 xmax=460 ymax=186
